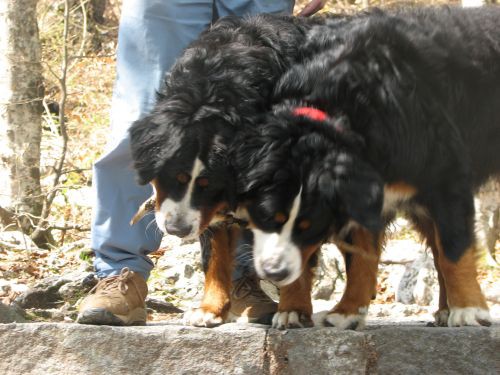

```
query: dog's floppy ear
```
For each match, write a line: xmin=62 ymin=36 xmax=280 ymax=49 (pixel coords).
xmin=318 ymin=154 xmax=384 ymax=232
xmin=129 ymin=116 xmax=183 ymax=185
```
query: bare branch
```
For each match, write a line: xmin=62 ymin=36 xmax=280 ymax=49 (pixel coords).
xmin=32 ymin=0 xmax=71 ymax=242
xmin=49 ymin=224 xmax=90 ymax=232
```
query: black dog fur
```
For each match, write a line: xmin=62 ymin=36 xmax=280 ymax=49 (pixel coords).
xmin=130 ymin=14 xmax=325 ymax=224
xmin=128 ymin=13 xmax=330 ymax=327
xmin=235 ymin=6 xmax=500 ymax=267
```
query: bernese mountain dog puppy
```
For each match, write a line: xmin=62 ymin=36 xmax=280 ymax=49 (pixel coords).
xmin=234 ymin=6 xmax=500 ymax=329
xmin=129 ymin=14 xmax=326 ymax=327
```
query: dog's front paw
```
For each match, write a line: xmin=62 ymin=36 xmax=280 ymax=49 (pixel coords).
xmin=272 ymin=311 xmax=313 ymax=330
xmin=323 ymin=307 xmax=368 ymax=330
xmin=183 ymin=308 xmax=225 ymax=328
xmin=447 ymin=307 xmax=492 ymax=327
xmin=432 ymin=308 xmax=450 ymax=327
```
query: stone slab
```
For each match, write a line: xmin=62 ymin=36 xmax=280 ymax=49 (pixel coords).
xmin=0 ymin=322 xmax=498 ymax=375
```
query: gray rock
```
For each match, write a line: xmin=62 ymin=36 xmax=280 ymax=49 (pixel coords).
xmin=0 ymin=303 xmax=26 ymax=323
xmin=370 ymin=326 xmax=500 ymax=375
xmin=154 ymin=236 xmax=205 ymax=309
xmin=311 ymin=243 xmax=344 ymax=301
xmin=14 ymin=278 xmax=66 ymax=309
xmin=0 ymin=323 xmax=267 ymax=375
xmin=58 ymin=273 xmax=97 ymax=301
xmin=396 ymin=251 xmax=438 ymax=306
xmin=146 ymin=297 xmax=183 ymax=314
xmin=15 ymin=272 xmax=96 ymax=309
xmin=475 ymin=177 xmax=500 ymax=264
xmin=0 ymin=323 xmax=498 ymax=375
xmin=267 ymin=328 xmax=371 ymax=374
xmin=382 ymin=238 xmax=425 ymax=264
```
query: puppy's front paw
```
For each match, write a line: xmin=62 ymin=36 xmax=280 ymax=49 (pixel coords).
xmin=183 ymin=308 xmax=225 ymax=328
xmin=447 ymin=307 xmax=491 ymax=327
xmin=272 ymin=311 xmax=313 ymax=330
xmin=432 ymin=308 xmax=450 ymax=327
xmin=324 ymin=308 xmax=368 ymax=330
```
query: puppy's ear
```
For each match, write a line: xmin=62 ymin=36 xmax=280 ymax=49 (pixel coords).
xmin=318 ymin=155 xmax=383 ymax=232
xmin=129 ymin=116 xmax=183 ymax=185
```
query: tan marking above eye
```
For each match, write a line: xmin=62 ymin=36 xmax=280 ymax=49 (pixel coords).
xmin=197 ymin=177 xmax=209 ymax=187
xmin=274 ymin=212 xmax=288 ymax=224
xmin=298 ymin=219 xmax=311 ymax=231
xmin=176 ymin=173 xmax=190 ymax=184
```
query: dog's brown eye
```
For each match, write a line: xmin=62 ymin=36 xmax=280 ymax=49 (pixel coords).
xmin=274 ymin=212 xmax=288 ymax=224
xmin=176 ymin=173 xmax=190 ymax=184
xmin=197 ymin=177 xmax=209 ymax=187
xmin=298 ymin=220 xmax=311 ymax=231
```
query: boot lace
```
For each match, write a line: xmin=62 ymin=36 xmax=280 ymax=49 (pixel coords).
xmin=89 ymin=267 xmax=143 ymax=299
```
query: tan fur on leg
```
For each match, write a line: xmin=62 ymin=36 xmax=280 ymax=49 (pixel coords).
xmin=273 ymin=263 xmax=315 ymax=329
xmin=434 ymin=225 xmax=491 ymax=327
xmin=184 ymin=224 xmax=239 ymax=327
xmin=325 ymin=227 xmax=382 ymax=330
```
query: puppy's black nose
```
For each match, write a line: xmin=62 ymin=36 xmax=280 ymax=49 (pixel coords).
xmin=165 ymin=222 xmax=193 ymax=238
xmin=262 ymin=261 xmax=289 ymax=282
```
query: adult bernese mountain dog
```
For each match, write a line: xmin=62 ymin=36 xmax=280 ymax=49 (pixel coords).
xmin=129 ymin=14 xmax=326 ymax=327
xmin=234 ymin=6 xmax=500 ymax=329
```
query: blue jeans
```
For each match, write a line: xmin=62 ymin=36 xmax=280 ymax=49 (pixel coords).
xmin=92 ymin=0 xmax=295 ymax=280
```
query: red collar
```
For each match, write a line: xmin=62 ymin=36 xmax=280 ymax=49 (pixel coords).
xmin=292 ymin=106 xmax=328 ymax=122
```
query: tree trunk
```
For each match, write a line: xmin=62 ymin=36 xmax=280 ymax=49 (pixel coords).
xmin=0 ymin=0 xmax=44 ymax=230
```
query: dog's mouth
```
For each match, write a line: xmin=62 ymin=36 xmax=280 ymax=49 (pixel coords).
xmin=252 ymin=229 xmax=303 ymax=287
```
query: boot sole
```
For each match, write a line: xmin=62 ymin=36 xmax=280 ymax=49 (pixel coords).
xmin=77 ymin=307 xmax=146 ymax=326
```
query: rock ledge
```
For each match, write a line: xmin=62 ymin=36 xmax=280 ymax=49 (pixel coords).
xmin=0 ymin=323 xmax=498 ymax=374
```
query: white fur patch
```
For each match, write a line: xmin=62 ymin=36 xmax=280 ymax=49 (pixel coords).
xmin=155 ymin=158 xmax=203 ymax=239
xmin=225 ymin=312 xmax=250 ymax=324
xmin=324 ymin=307 xmax=368 ymax=330
xmin=447 ymin=307 xmax=492 ymax=327
xmin=183 ymin=308 xmax=224 ymax=328
xmin=253 ymin=190 xmax=303 ymax=286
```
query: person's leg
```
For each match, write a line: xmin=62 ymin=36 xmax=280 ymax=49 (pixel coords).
xmin=92 ymin=0 xmax=214 ymax=281
xmin=79 ymin=0 xmax=214 ymax=326
xmin=214 ymin=0 xmax=295 ymax=18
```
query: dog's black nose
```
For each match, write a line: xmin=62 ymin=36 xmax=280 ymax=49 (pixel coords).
xmin=262 ymin=261 xmax=289 ymax=282
xmin=165 ymin=222 xmax=193 ymax=238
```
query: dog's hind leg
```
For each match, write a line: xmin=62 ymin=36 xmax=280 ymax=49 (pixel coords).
xmin=324 ymin=227 xmax=382 ymax=330
xmin=183 ymin=223 xmax=238 ymax=327
xmin=410 ymin=214 xmax=450 ymax=326
xmin=272 ymin=260 xmax=315 ymax=330
xmin=423 ymin=187 xmax=492 ymax=327
xmin=432 ymin=225 xmax=491 ymax=327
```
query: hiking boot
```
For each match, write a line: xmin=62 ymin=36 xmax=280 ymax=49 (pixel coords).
xmin=227 ymin=275 xmax=278 ymax=325
xmin=77 ymin=267 xmax=148 ymax=326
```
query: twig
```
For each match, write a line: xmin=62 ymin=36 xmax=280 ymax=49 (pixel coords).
xmin=61 ymin=168 xmax=92 ymax=174
xmin=332 ymin=238 xmax=379 ymax=261
xmin=49 ymin=224 xmax=90 ymax=232
xmin=69 ymin=0 xmax=88 ymax=72
xmin=70 ymin=54 xmax=115 ymax=59
xmin=380 ymin=260 xmax=414 ymax=265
